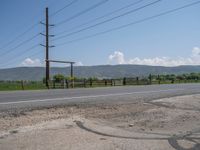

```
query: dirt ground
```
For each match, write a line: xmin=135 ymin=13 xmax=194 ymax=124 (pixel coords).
xmin=0 ymin=94 xmax=200 ymax=150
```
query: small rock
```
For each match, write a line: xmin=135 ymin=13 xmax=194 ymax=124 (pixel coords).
xmin=129 ymin=124 xmax=134 ymax=127
xmin=9 ymin=130 xmax=18 ymax=134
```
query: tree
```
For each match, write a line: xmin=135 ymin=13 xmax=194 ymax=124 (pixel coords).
xmin=176 ymin=75 xmax=185 ymax=80
xmin=53 ymin=74 xmax=64 ymax=83
xmin=189 ymin=73 xmax=199 ymax=80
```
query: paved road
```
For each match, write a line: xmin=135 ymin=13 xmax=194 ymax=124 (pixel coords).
xmin=0 ymin=83 xmax=200 ymax=112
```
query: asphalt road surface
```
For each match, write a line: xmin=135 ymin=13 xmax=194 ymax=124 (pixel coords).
xmin=0 ymin=83 xmax=200 ymax=112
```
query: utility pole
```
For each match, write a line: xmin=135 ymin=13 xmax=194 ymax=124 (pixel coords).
xmin=45 ymin=7 xmax=49 ymax=88
xmin=70 ymin=62 xmax=74 ymax=88
xmin=40 ymin=7 xmax=54 ymax=88
xmin=70 ymin=62 xmax=73 ymax=79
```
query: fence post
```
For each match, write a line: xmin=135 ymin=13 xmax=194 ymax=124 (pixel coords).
xmin=158 ymin=75 xmax=161 ymax=84
xmin=123 ymin=77 xmax=126 ymax=86
xmin=171 ymin=79 xmax=174 ymax=84
xmin=111 ymin=79 xmax=113 ymax=86
xmin=136 ymin=77 xmax=139 ymax=85
xmin=21 ymin=80 xmax=24 ymax=90
xmin=149 ymin=74 xmax=152 ymax=85
xmin=66 ymin=80 xmax=69 ymax=88
xmin=105 ymin=80 xmax=107 ymax=86
xmin=90 ymin=78 xmax=93 ymax=87
xmin=84 ymin=79 xmax=86 ymax=88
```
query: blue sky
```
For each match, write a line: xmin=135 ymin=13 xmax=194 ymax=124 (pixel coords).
xmin=0 ymin=0 xmax=200 ymax=68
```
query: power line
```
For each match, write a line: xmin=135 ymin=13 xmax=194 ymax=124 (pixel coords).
xmin=0 ymin=0 xmax=56 ymax=50
xmin=0 ymin=23 xmax=39 ymax=50
xmin=55 ymin=0 xmax=200 ymax=46
xmin=56 ymin=0 xmax=144 ymax=36
xmin=0 ymin=0 xmax=77 ymax=58
xmin=12 ymin=44 xmax=39 ymax=59
xmin=53 ymin=0 xmax=161 ymax=41
xmin=39 ymin=0 xmax=79 ymax=34
xmin=56 ymin=0 xmax=109 ymax=27
xmin=0 ymin=33 xmax=40 ymax=57
xmin=0 ymin=44 xmax=40 ymax=68
xmin=5 ymin=50 xmax=43 ymax=69
xmin=0 ymin=0 xmax=60 ymax=51
xmin=50 ymin=0 xmax=78 ymax=17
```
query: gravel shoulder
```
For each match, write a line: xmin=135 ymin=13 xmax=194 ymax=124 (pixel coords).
xmin=0 ymin=94 xmax=200 ymax=150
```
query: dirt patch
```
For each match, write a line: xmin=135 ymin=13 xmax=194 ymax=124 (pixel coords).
xmin=0 ymin=102 xmax=154 ymax=132
xmin=0 ymin=94 xmax=200 ymax=150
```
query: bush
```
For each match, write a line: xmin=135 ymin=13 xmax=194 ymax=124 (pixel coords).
xmin=53 ymin=74 xmax=65 ymax=83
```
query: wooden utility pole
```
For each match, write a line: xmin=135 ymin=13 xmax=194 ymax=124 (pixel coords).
xmin=70 ymin=62 xmax=73 ymax=79
xmin=70 ymin=62 xmax=74 ymax=88
xmin=45 ymin=7 xmax=50 ymax=88
xmin=41 ymin=7 xmax=53 ymax=88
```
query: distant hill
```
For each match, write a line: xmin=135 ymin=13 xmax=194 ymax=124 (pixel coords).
xmin=0 ymin=65 xmax=200 ymax=81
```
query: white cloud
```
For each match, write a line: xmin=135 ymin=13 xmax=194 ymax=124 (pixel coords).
xmin=21 ymin=58 xmax=42 ymax=66
xmin=109 ymin=51 xmax=125 ymax=64
xmin=191 ymin=47 xmax=200 ymax=57
xmin=75 ymin=61 xmax=83 ymax=66
xmin=109 ymin=47 xmax=200 ymax=66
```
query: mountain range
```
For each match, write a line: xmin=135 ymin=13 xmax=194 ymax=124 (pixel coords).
xmin=0 ymin=65 xmax=200 ymax=81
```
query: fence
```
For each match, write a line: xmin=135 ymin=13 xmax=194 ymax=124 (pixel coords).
xmin=0 ymin=81 xmax=46 ymax=91
xmin=0 ymin=77 xmax=200 ymax=91
xmin=41 ymin=77 xmax=200 ymax=89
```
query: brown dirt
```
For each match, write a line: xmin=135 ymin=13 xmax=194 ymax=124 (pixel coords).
xmin=0 ymin=94 xmax=200 ymax=150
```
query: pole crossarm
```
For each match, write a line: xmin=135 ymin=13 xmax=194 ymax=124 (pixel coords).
xmin=40 ymin=44 xmax=55 ymax=48
xmin=48 ymin=59 xmax=76 ymax=88
xmin=48 ymin=60 xmax=75 ymax=64
xmin=40 ymin=21 xmax=55 ymax=26
xmin=40 ymin=33 xmax=55 ymax=37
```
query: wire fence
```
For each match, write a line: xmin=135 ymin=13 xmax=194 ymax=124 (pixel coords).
xmin=0 ymin=77 xmax=200 ymax=91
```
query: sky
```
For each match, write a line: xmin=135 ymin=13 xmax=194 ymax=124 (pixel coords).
xmin=0 ymin=0 xmax=200 ymax=68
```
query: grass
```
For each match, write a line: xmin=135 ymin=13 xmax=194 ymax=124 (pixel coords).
xmin=0 ymin=82 xmax=47 ymax=91
xmin=0 ymin=80 xmax=200 ymax=91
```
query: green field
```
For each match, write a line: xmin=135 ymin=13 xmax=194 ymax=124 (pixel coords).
xmin=0 ymin=81 xmax=47 ymax=91
xmin=0 ymin=78 xmax=200 ymax=91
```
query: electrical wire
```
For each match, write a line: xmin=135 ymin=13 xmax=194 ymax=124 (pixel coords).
xmin=56 ymin=0 xmax=109 ymax=27
xmin=0 ymin=0 xmax=77 ymax=54
xmin=50 ymin=0 xmax=78 ymax=17
xmin=56 ymin=0 xmax=144 ymax=36
xmin=0 ymin=23 xmax=39 ymax=50
xmin=0 ymin=34 xmax=40 ymax=57
xmin=53 ymin=0 xmax=161 ymax=41
xmin=0 ymin=44 xmax=41 ymax=68
xmin=0 ymin=0 xmax=60 ymax=51
xmin=55 ymin=0 xmax=200 ymax=46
